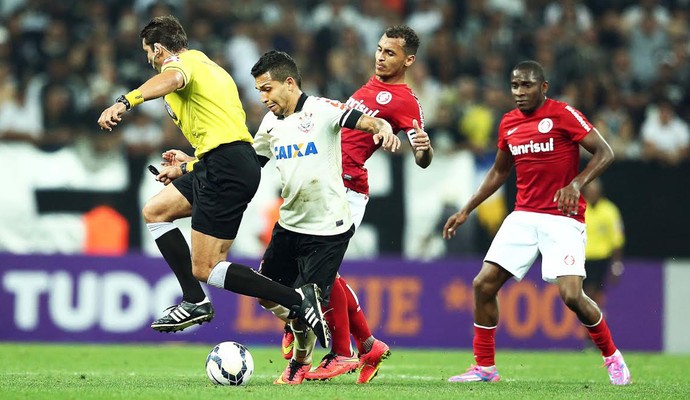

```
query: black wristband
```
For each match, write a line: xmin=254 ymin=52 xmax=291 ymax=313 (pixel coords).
xmin=115 ymin=95 xmax=131 ymax=111
xmin=180 ymin=162 xmax=188 ymax=174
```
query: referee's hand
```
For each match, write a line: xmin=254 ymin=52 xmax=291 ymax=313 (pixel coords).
xmin=98 ymin=102 xmax=127 ymax=131
xmin=155 ymin=165 xmax=184 ymax=185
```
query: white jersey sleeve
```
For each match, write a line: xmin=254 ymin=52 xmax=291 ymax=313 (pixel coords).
xmin=252 ymin=112 xmax=277 ymax=160
xmin=313 ymin=97 xmax=363 ymax=132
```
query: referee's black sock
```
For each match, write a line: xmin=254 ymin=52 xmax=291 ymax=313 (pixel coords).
xmin=155 ymin=229 xmax=206 ymax=303
xmin=208 ymin=261 xmax=301 ymax=308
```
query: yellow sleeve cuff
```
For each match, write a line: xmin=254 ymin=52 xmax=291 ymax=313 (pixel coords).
xmin=187 ymin=159 xmax=197 ymax=172
xmin=124 ymin=89 xmax=144 ymax=109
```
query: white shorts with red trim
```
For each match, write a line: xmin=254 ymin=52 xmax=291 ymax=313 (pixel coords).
xmin=484 ymin=211 xmax=586 ymax=283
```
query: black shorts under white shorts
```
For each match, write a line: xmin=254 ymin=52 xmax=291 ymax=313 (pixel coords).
xmin=259 ymin=223 xmax=355 ymax=304
xmin=173 ymin=141 xmax=260 ymax=240
xmin=584 ymin=258 xmax=610 ymax=290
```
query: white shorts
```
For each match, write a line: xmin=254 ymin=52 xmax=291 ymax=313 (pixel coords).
xmin=484 ymin=211 xmax=586 ymax=282
xmin=346 ymin=188 xmax=369 ymax=230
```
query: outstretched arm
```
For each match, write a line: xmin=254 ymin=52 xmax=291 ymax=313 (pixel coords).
xmin=553 ymin=128 xmax=614 ymax=216
xmin=98 ymin=70 xmax=185 ymax=131
xmin=443 ymin=149 xmax=513 ymax=239
xmin=355 ymin=114 xmax=401 ymax=152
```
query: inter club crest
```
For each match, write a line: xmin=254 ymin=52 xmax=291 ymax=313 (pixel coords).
xmin=538 ymin=118 xmax=553 ymax=133
xmin=298 ymin=112 xmax=314 ymax=133
xmin=376 ymin=91 xmax=392 ymax=105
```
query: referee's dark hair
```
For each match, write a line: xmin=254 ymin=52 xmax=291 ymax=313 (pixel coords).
xmin=251 ymin=50 xmax=302 ymax=88
xmin=140 ymin=15 xmax=188 ymax=52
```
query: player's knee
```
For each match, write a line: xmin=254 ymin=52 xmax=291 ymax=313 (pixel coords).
xmin=472 ymin=275 xmax=498 ymax=297
xmin=142 ymin=200 xmax=166 ymax=223
xmin=192 ymin=262 xmax=211 ymax=283
xmin=192 ymin=269 xmax=208 ymax=282
xmin=141 ymin=203 xmax=155 ymax=223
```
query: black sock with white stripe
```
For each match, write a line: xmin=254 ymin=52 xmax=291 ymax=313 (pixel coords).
xmin=155 ymin=229 xmax=206 ymax=303
xmin=220 ymin=262 xmax=301 ymax=308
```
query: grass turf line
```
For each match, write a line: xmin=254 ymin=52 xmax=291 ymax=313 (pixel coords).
xmin=1 ymin=343 xmax=689 ymax=400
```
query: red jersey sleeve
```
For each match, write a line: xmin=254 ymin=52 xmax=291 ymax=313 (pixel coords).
xmin=397 ymin=96 xmax=424 ymax=131
xmin=389 ymin=92 xmax=424 ymax=141
xmin=559 ymin=103 xmax=593 ymax=142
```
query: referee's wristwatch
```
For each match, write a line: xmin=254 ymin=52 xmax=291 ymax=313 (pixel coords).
xmin=180 ymin=162 xmax=188 ymax=174
xmin=115 ymin=95 xmax=131 ymax=111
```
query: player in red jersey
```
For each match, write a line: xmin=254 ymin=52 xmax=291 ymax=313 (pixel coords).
xmin=443 ymin=61 xmax=631 ymax=385
xmin=277 ymin=25 xmax=433 ymax=383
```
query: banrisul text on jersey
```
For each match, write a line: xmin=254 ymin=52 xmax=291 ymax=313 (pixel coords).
xmin=508 ymin=138 xmax=554 ymax=155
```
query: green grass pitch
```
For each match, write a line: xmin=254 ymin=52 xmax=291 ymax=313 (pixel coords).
xmin=1 ymin=342 xmax=689 ymax=399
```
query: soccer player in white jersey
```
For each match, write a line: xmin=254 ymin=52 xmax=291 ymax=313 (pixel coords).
xmin=443 ymin=61 xmax=631 ymax=385
xmin=250 ymin=50 xmax=401 ymax=385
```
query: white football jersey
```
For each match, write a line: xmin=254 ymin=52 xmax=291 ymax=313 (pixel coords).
xmin=253 ymin=94 xmax=362 ymax=236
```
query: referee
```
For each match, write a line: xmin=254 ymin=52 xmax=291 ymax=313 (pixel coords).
xmin=582 ymin=178 xmax=625 ymax=308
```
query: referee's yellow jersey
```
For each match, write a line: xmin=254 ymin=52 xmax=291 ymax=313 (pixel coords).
xmin=161 ymin=50 xmax=252 ymax=158
xmin=585 ymin=198 xmax=625 ymax=260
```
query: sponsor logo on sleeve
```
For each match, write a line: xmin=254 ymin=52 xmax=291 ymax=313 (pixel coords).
xmin=564 ymin=105 xmax=592 ymax=132
xmin=164 ymin=101 xmax=178 ymax=122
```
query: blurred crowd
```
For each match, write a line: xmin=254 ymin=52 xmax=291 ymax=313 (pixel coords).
xmin=1 ymin=0 xmax=689 ymax=166
xmin=0 ymin=0 xmax=689 ymax=257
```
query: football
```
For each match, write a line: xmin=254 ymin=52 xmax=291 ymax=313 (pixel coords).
xmin=205 ymin=341 xmax=254 ymax=386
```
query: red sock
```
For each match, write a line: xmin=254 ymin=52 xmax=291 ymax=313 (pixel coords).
xmin=586 ymin=317 xmax=617 ymax=357
xmin=340 ymin=276 xmax=372 ymax=354
xmin=323 ymin=278 xmax=352 ymax=357
xmin=473 ymin=325 xmax=496 ymax=367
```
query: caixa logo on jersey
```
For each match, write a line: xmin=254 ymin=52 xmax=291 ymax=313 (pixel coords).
xmin=274 ymin=142 xmax=318 ymax=160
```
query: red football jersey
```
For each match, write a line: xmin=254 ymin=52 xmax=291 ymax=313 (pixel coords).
xmin=498 ymin=98 xmax=592 ymax=222
xmin=341 ymin=76 xmax=425 ymax=195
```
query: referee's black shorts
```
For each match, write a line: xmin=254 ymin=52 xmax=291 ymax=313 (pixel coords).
xmin=259 ymin=223 xmax=355 ymax=305
xmin=584 ymin=258 xmax=610 ymax=290
xmin=173 ymin=141 xmax=260 ymax=240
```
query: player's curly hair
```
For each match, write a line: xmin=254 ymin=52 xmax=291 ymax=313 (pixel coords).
xmin=140 ymin=15 xmax=188 ymax=52
xmin=384 ymin=25 xmax=420 ymax=55
xmin=251 ymin=50 xmax=302 ymax=88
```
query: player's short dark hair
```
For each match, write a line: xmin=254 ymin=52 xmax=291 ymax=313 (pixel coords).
xmin=140 ymin=15 xmax=188 ymax=52
xmin=251 ymin=50 xmax=302 ymax=87
xmin=384 ymin=25 xmax=420 ymax=55
xmin=512 ymin=60 xmax=547 ymax=82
